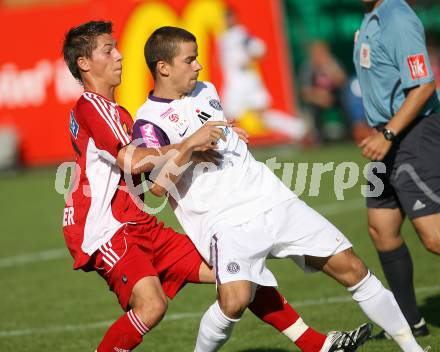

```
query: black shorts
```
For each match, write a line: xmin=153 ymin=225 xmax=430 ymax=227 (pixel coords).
xmin=366 ymin=112 xmax=440 ymax=219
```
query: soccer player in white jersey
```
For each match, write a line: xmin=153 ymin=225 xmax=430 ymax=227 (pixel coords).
xmin=61 ymin=20 xmax=371 ymax=352
xmin=62 ymin=20 xmax=232 ymax=352
xmin=134 ymin=26 xmax=426 ymax=352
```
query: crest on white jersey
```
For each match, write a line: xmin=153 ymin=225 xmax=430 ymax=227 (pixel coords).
xmin=209 ymin=99 xmax=223 ymax=111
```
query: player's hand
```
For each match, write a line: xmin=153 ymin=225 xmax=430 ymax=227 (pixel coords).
xmin=359 ymin=132 xmax=391 ymax=161
xmin=192 ymin=150 xmax=223 ymax=166
xmin=186 ymin=121 xmax=229 ymax=152
xmin=227 ymin=118 xmax=249 ymax=143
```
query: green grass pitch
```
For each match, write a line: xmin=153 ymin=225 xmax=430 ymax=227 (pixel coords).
xmin=0 ymin=142 xmax=438 ymax=351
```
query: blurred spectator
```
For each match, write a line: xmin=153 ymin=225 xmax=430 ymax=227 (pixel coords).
xmin=427 ymin=33 xmax=440 ymax=92
xmin=299 ymin=41 xmax=348 ymax=142
xmin=218 ymin=8 xmax=308 ymax=142
xmin=341 ymin=76 xmax=375 ymax=145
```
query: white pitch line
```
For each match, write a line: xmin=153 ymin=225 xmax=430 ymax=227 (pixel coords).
xmin=288 ymin=284 xmax=440 ymax=308
xmin=0 ymin=248 xmax=68 ymax=268
xmin=1 ymin=285 xmax=439 ymax=338
xmin=0 ymin=313 xmax=202 ymax=338
xmin=0 ymin=198 xmax=365 ymax=269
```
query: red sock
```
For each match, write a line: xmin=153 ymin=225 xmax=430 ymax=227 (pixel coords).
xmin=97 ymin=310 xmax=149 ymax=352
xmin=249 ymin=286 xmax=327 ymax=352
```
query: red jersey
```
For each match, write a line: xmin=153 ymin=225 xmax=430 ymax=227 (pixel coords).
xmin=62 ymin=92 xmax=152 ymax=270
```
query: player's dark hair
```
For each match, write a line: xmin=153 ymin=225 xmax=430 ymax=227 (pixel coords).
xmin=144 ymin=26 xmax=196 ymax=79
xmin=63 ymin=21 xmax=113 ymax=84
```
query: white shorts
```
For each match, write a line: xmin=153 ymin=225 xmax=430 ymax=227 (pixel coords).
xmin=210 ymin=198 xmax=352 ymax=286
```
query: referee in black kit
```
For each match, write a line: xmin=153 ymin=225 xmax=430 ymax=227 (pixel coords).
xmin=354 ymin=0 xmax=440 ymax=340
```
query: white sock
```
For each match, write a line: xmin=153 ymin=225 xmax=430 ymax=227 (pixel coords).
xmin=348 ymin=272 xmax=423 ymax=352
xmin=282 ymin=317 xmax=309 ymax=343
xmin=194 ymin=301 xmax=240 ymax=352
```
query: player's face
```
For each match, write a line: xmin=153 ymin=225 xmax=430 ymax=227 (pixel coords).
xmin=88 ymin=33 xmax=123 ymax=87
xmin=169 ymin=41 xmax=202 ymax=95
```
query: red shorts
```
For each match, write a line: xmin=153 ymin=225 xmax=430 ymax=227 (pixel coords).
xmin=91 ymin=221 xmax=202 ymax=311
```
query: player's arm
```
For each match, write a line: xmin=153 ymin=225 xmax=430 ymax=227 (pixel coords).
xmin=384 ymin=81 xmax=436 ymax=135
xmin=384 ymin=14 xmax=437 ymax=135
xmin=228 ymin=118 xmax=249 ymax=143
xmin=118 ymin=119 xmax=230 ymax=177
xmin=360 ymin=83 xmax=436 ymax=160
xmin=116 ymin=142 xmax=191 ymax=175
xmin=130 ymin=119 xmax=228 ymax=196
xmin=80 ymin=95 xmax=225 ymax=177
xmin=148 ymin=121 xmax=228 ymax=197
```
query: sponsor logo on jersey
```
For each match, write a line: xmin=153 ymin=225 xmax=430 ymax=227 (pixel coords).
xmin=69 ymin=111 xmax=79 ymax=139
xmin=407 ymin=54 xmax=428 ymax=80
xmin=169 ymin=113 xmax=179 ymax=123
xmin=196 ymin=109 xmax=212 ymax=124
xmin=179 ymin=126 xmax=189 ymax=137
xmin=227 ymin=261 xmax=240 ymax=274
xmin=209 ymin=99 xmax=222 ymax=111
xmin=160 ymin=107 xmax=174 ymax=118
xmin=140 ymin=123 xmax=161 ymax=147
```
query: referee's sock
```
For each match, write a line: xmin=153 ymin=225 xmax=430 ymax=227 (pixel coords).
xmin=378 ymin=243 xmax=422 ymax=326
xmin=348 ymin=271 xmax=424 ymax=352
xmin=249 ymin=286 xmax=326 ymax=352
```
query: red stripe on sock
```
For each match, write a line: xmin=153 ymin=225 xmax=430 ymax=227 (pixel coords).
xmin=97 ymin=311 xmax=145 ymax=352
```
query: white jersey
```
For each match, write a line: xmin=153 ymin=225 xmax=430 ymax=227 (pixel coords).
xmin=134 ymin=81 xmax=295 ymax=261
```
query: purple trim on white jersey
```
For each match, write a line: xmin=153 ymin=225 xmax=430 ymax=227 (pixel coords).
xmin=148 ymin=92 xmax=174 ymax=103
xmin=132 ymin=120 xmax=170 ymax=147
xmin=213 ymin=234 xmax=221 ymax=285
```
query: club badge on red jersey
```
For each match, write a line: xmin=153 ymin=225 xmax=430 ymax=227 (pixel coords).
xmin=407 ymin=54 xmax=428 ymax=80
xmin=69 ymin=111 xmax=79 ymax=139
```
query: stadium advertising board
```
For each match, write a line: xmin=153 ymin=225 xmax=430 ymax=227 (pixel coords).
xmin=0 ymin=0 xmax=296 ymax=165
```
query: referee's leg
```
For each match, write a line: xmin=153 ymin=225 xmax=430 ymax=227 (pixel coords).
xmin=368 ymin=207 xmax=426 ymax=334
xmin=412 ymin=213 xmax=440 ymax=254
xmin=367 ymin=208 xmax=405 ymax=251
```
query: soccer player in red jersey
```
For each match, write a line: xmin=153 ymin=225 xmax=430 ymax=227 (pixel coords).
xmin=61 ymin=20 xmax=369 ymax=352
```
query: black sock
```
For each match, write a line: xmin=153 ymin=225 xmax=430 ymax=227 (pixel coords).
xmin=378 ymin=243 xmax=421 ymax=326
